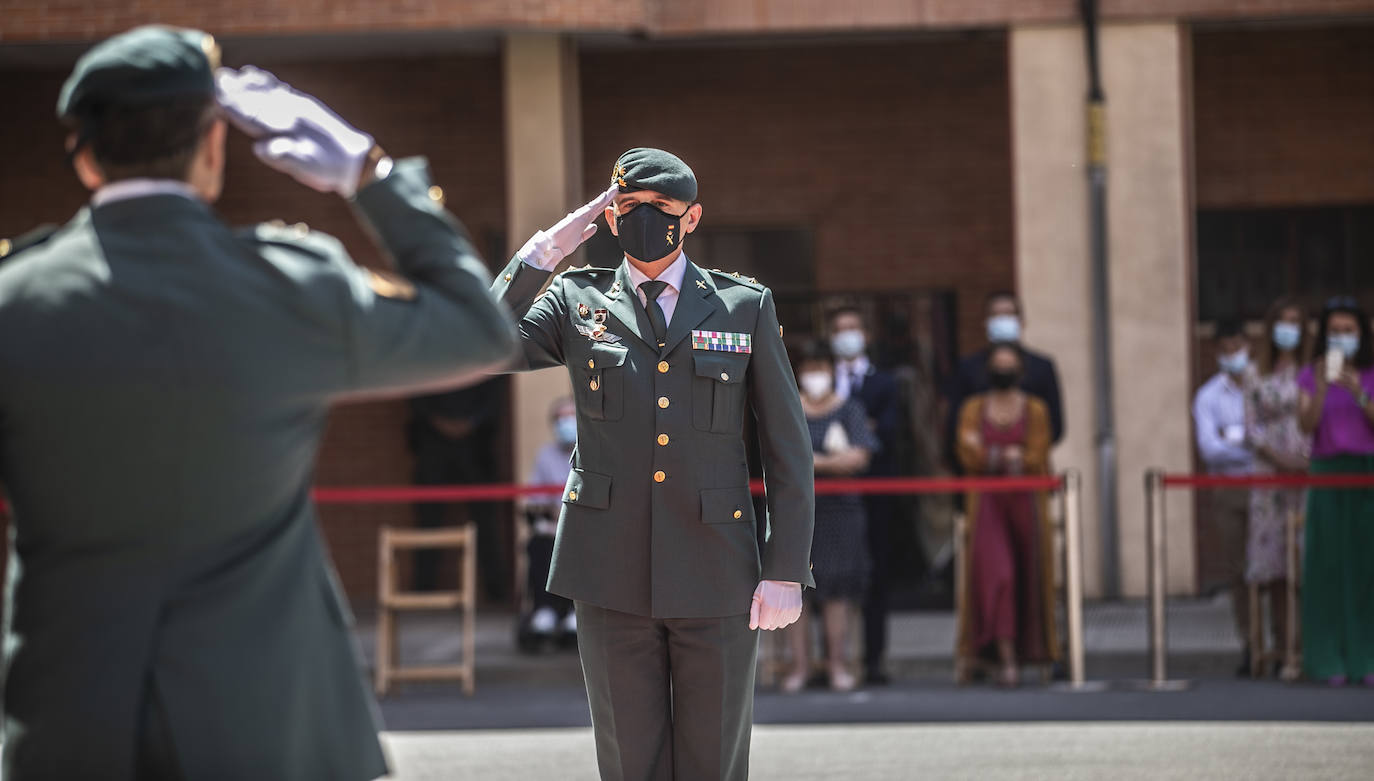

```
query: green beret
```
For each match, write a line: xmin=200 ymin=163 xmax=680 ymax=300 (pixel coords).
xmin=57 ymin=25 xmax=220 ymax=121
xmin=611 ymin=147 xmax=697 ymax=203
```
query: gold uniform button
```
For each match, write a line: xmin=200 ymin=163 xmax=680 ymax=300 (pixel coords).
xmin=653 ymin=470 xmax=666 ymax=483
xmin=569 ymin=491 xmax=578 ymax=501
xmin=0 ymin=239 xmax=10 ymax=258
xmin=657 ymin=434 xmax=669 ymax=446
xmin=658 ymin=396 xmax=670 ymax=409
xmin=657 ymin=361 xmax=670 ymax=373
xmin=587 ymin=359 xmax=595 ymax=369
xmin=733 ymin=510 xmax=743 ymax=519
xmin=720 ymin=372 xmax=730 ymax=381
xmin=589 ymin=379 xmax=600 ymax=391
xmin=504 ymin=273 xmax=512 ymax=281
xmin=428 ymin=185 xmax=445 ymax=203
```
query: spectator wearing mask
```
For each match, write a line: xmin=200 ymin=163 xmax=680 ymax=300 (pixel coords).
xmin=954 ymin=344 xmax=1058 ymax=686
xmin=518 ymin=396 xmax=579 ymax=649
xmin=783 ymin=341 xmax=879 ymax=693
xmin=1245 ymin=298 xmax=1310 ymax=676
xmin=828 ymin=306 xmax=903 ymax=685
xmin=1192 ymin=319 xmax=1256 ymax=673
xmin=1296 ymin=297 xmax=1374 ymax=687
xmin=945 ymin=292 xmax=1064 ymax=472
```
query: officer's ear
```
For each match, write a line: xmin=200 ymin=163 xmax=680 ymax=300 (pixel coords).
xmin=682 ymin=202 xmax=703 ymax=235
xmin=68 ymin=136 xmax=106 ymax=191
xmin=604 ymin=202 xmax=619 ymax=236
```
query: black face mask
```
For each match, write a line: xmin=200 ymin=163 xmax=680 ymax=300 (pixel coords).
xmin=988 ymin=370 xmax=1019 ymax=391
xmin=615 ymin=201 xmax=688 ymax=262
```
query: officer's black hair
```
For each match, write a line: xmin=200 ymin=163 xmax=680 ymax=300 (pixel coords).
xmin=70 ymin=95 xmax=218 ymax=182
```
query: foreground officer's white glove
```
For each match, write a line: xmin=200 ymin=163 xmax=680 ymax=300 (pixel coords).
xmin=749 ymin=580 xmax=803 ymax=631
xmin=215 ymin=66 xmax=375 ymax=198
xmin=516 ymin=184 xmax=618 ymax=271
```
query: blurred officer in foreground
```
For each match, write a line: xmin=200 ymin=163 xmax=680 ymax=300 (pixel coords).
xmin=493 ymin=148 xmax=815 ymax=780
xmin=0 ymin=26 xmax=516 ymax=780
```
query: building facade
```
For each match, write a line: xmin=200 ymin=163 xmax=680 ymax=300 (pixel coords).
xmin=3 ymin=0 xmax=1372 ymax=602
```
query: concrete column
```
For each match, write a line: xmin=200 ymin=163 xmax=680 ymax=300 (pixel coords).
xmin=503 ymin=33 xmax=583 ymax=479
xmin=1011 ymin=23 xmax=1196 ymax=598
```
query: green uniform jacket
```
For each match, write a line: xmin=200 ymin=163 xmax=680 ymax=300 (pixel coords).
xmin=0 ymin=159 xmax=517 ymax=780
xmin=493 ymin=254 xmax=815 ymax=619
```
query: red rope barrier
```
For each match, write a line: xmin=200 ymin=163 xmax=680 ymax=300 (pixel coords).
xmin=1159 ymin=473 xmax=1374 ymax=490
xmin=309 ymin=475 xmax=1065 ymax=504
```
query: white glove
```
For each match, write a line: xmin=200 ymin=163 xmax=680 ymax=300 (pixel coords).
xmin=749 ymin=580 xmax=803 ymax=631
xmin=516 ymin=184 xmax=618 ymax=271
xmin=215 ymin=66 xmax=375 ymax=198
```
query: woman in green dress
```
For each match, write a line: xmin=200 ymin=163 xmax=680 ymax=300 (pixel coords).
xmin=1295 ymin=297 xmax=1374 ymax=686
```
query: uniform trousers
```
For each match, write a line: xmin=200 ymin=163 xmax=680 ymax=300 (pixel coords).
xmin=574 ymin=602 xmax=758 ymax=781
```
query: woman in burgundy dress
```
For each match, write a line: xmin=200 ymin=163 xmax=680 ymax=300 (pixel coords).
xmin=954 ymin=344 xmax=1059 ymax=686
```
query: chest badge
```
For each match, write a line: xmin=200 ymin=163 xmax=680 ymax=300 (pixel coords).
xmin=692 ymin=330 xmax=752 ymax=354
xmin=577 ymin=302 xmax=591 ymax=319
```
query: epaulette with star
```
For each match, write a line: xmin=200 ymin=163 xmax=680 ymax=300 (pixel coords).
xmin=705 ymin=267 xmax=764 ymax=290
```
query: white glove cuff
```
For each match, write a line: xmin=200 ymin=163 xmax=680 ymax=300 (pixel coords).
xmin=333 ymin=129 xmax=376 ymax=199
xmin=517 ymin=230 xmax=565 ymax=271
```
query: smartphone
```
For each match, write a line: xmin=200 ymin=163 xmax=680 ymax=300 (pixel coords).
xmin=1326 ymin=346 xmax=1344 ymax=382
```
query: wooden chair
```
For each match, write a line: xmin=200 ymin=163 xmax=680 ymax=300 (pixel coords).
xmin=374 ymin=526 xmax=477 ymax=696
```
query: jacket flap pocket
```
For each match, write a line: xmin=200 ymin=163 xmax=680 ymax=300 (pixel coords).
xmin=565 ymin=468 xmax=612 ymax=510
xmin=700 ymin=486 xmax=755 ymax=524
xmin=692 ymin=353 xmax=747 ymax=384
xmin=589 ymin=342 xmax=629 ymax=370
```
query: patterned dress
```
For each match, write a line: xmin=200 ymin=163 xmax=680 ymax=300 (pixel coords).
xmin=805 ymin=399 xmax=880 ymax=601
xmin=1244 ymin=364 xmax=1309 ymax=584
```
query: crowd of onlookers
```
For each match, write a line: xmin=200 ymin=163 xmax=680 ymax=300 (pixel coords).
xmin=1194 ymin=296 xmax=1374 ymax=687
xmin=435 ymin=289 xmax=1370 ymax=690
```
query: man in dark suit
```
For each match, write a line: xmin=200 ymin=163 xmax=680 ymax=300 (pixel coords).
xmin=945 ymin=291 xmax=1065 ymax=469
xmin=493 ymin=148 xmax=814 ymax=780
xmin=0 ymin=28 xmax=516 ymax=780
xmin=828 ymin=306 xmax=903 ymax=685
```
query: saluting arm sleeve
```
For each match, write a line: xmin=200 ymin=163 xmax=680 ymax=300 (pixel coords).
xmin=748 ymin=288 xmax=816 ymax=588
xmin=489 ymin=253 xmax=566 ymax=372
xmin=339 ymin=157 xmax=518 ymax=393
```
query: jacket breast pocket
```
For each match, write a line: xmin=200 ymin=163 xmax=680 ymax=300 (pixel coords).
xmin=700 ymin=485 xmax=756 ymax=525
xmin=691 ymin=352 xmax=750 ymax=434
xmin=574 ymin=343 xmax=628 ymax=422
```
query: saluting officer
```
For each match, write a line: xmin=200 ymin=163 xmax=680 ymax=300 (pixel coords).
xmin=0 ymin=26 xmax=517 ymax=780
xmin=493 ymin=148 xmax=815 ymax=780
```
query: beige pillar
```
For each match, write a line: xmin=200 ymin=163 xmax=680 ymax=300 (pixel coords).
xmin=1011 ymin=23 xmax=1196 ymax=598
xmin=503 ymin=33 xmax=583 ymax=479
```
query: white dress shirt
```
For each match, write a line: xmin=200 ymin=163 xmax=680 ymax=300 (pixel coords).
xmin=624 ymin=251 xmax=687 ymax=326
xmin=834 ymin=354 xmax=871 ymax=402
xmin=1192 ymin=370 xmax=1256 ymax=475
xmin=91 ymin=178 xmax=199 ymax=207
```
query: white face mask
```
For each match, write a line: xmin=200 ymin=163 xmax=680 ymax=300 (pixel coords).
xmin=830 ymin=330 xmax=866 ymax=359
xmin=799 ymin=371 xmax=833 ymax=400
xmin=987 ymin=314 xmax=1021 ymax=343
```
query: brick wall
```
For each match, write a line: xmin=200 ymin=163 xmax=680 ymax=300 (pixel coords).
xmin=581 ymin=36 xmax=1016 ymax=352
xmin=0 ymin=54 xmax=507 ymax=602
xmin=1193 ymin=24 xmax=1374 ymax=208
xmin=6 ymin=0 xmax=1373 ymax=42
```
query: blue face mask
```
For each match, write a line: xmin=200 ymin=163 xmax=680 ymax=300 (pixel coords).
xmin=554 ymin=416 xmax=578 ymax=446
xmin=1218 ymin=349 xmax=1249 ymax=376
xmin=1272 ymin=322 xmax=1302 ymax=351
xmin=987 ymin=315 xmax=1021 ymax=344
xmin=1329 ymin=333 xmax=1360 ymax=358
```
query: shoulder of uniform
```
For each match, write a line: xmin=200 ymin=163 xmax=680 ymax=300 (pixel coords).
xmin=0 ymin=224 xmax=60 ymax=262
xmin=556 ymin=264 xmax=617 ymax=287
xmin=235 ymin=220 xmax=344 ymax=260
xmin=704 ymin=267 xmax=765 ymax=291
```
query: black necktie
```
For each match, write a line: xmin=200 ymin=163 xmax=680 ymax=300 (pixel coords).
xmin=639 ymin=280 xmax=669 ymax=347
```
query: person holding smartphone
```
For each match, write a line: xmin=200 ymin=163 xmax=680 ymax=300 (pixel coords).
xmin=1296 ymin=296 xmax=1374 ymax=687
